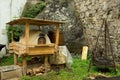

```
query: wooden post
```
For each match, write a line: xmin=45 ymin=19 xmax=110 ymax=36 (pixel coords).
xmin=44 ymin=56 xmax=49 ymax=73
xmin=22 ymin=22 xmax=29 ymax=74
xmin=55 ymin=24 xmax=60 ymax=47
xmin=23 ymin=56 xmax=27 ymax=75
xmin=14 ymin=54 xmax=18 ymax=65
xmin=11 ymin=25 xmax=18 ymax=65
xmin=25 ymin=22 xmax=29 ymax=46
xmin=81 ymin=46 xmax=88 ymax=60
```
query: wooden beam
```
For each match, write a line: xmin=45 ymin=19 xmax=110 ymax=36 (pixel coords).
xmin=25 ymin=22 xmax=29 ymax=46
xmin=23 ymin=22 xmax=29 ymax=74
xmin=23 ymin=56 xmax=27 ymax=75
xmin=44 ymin=55 xmax=49 ymax=73
xmin=55 ymin=24 xmax=60 ymax=46
xmin=14 ymin=53 xmax=18 ymax=65
xmin=28 ymin=47 xmax=55 ymax=55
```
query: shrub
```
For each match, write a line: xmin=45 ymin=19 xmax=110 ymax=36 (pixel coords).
xmin=24 ymin=2 xmax=46 ymax=18
xmin=7 ymin=25 xmax=23 ymax=43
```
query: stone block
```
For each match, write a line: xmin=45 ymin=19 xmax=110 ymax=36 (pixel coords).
xmin=0 ymin=65 xmax=22 ymax=80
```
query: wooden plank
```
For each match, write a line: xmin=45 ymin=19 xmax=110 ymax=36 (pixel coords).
xmin=81 ymin=46 xmax=88 ymax=60
xmin=28 ymin=47 xmax=55 ymax=55
xmin=34 ymin=44 xmax=55 ymax=47
xmin=28 ymin=52 xmax=54 ymax=56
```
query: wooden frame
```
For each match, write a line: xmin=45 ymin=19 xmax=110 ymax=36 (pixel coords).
xmin=7 ymin=17 xmax=64 ymax=74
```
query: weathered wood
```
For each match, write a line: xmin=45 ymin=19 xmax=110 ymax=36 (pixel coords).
xmin=55 ymin=24 xmax=60 ymax=46
xmin=25 ymin=22 xmax=29 ymax=46
xmin=0 ymin=65 xmax=22 ymax=80
xmin=81 ymin=46 xmax=88 ymax=60
xmin=28 ymin=47 xmax=55 ymax=55
xmin=7 ymin=17 xmax=64 ymax=25
xmin=23 ymin=56 xmax=27 ymax=75
xmin=12 ymin=43 xmax=56 ymax=55
xmin=44 ymin=56 xmax=50 ymax=73
xmin=14 ymin=53 xmax=18 ymax=65
xmin=9 ymin=42 xmax=14 ymax=53
xmin=35 ymin=73 xmax=43 ymax=76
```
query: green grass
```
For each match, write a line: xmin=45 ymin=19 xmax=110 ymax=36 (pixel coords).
xmin=0 ymin=54 xmax=14 ymax=66
xmin=0 ymin=54 xmax=32 ymax=66
xmin=1 ymin=55 xmax=120 ymax=80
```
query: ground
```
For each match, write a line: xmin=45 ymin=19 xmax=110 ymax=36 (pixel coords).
xmin=0 ymin=54 xmax=120 ymax=80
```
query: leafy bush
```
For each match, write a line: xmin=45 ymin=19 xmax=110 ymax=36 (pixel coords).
xmin=7 ymin=25 xmax=23 ymax=42
xmin=24 ymin=2 xmax=46 ymax=18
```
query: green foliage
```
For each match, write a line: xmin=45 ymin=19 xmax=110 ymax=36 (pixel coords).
xmin=0 ymin=55 xmax=32 ymax=66
xmin=24 ymin=2 xmax=46 ymax=18
xmin=19 ymin=75 xmax=31 ymax=80
xmin=0 ymin=54 xmax=14 ymax=66
xmin=7 ymin=25 xmax=23 ymax=42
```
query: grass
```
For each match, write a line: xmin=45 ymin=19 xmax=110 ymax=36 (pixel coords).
xmin=0 ymin=54 xmax=14 ymax=66
xmin=1 ymin=55 xmax=120 ymax=80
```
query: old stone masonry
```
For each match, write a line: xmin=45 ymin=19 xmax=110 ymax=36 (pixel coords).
xmin=27 ymin=0 xmax=120 ymax=65
xmin=74 ymin=0 xmax=120 ymax=65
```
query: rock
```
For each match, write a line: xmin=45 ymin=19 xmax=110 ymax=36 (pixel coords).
xmin=25 ymin=0 xmax=120 ymax=65
xmin=86 ymin=0 xmax=92 ymax=5
xmin=99 ymin=0 xmax=105 ymax=4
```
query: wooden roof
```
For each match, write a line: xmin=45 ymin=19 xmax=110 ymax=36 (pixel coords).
xmin=7 ymin=17 xmax=65 ymax=26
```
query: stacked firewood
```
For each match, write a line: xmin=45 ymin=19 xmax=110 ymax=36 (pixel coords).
xmin=27 ymin=65 xmax=51 ymax=76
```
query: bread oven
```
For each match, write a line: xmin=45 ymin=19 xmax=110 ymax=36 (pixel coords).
xmin=7 ymin=18 xmax=64 ymax=74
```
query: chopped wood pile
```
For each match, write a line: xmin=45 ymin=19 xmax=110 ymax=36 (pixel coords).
xmin=17 ymin=57 xmax=51 ymax=76
xmin=27 ymin=65 xmax=50 ymax=76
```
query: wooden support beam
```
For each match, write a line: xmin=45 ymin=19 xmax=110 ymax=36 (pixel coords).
xmin=55 ymin=24 xmax=60 ymax=47
xmin=14 ymin=53 xmax=18 ymax=65
xmin=23 ymin=56 xmax=27 ymax=75
xmin=44 ymin=56 xmax=49 ymax=73
xmin=22 ymin=22 xmax=29 ymax=75
xmin=25 ymin=22 xmax=29 ymax=46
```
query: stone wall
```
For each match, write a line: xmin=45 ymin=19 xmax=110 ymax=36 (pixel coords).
xmin=74 ymin=0 xmax=120 ymax=64
xmin=24 ymin=0 xmax=120 ymax=60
